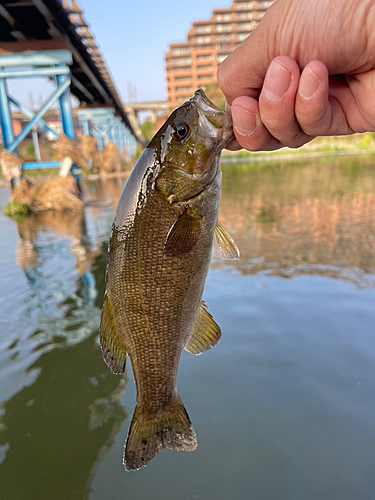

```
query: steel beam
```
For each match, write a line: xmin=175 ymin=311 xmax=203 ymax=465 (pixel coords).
xmin=0 ymin=66 xmax=70 ymax=79
xmin=8 ymin=95 xmax=59 ymax=139
xmin=0 ymin=75 xmax=14 ymax=149
xmin=8 ymin=78 xmax=71 ymax=152
xmin=22 ymin=161 xmax=60 ymax=170
xmin=56 ymin=69 xmax=75 ymax=140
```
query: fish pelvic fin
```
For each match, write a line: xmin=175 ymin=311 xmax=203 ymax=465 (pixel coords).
xmin=124 ymin=396 xmax=197 ymax=471
xmin=184 ymin=301 xmax=221 ymax=355
xmin=99 ymin=293 xmax=127 ymax=374
xmin=213 ymin=220 xmax=240 ymax=260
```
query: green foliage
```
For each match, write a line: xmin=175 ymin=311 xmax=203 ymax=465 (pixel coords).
xmin=141 ymin=121 xmax=157 ymax=143
xmin=202 ymin=82 xmax=225 ymax=111
xmin=26 ymin=142 xmax=35 ymax=158
xmin=4 ymin=201 xmax=29 ymax=217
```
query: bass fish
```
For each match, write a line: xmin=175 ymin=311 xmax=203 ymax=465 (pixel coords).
xmin=100 ymin=88 xmax=239 ymax=471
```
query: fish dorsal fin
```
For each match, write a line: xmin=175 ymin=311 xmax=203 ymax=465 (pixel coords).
xmin=164 ymin=206 xmax=201 ymax=257
xmin=184 ymin=301 xmax=221 ymax=355
xmin=213 ymin=220 xmax=240 ymax=260
xmin=100 ymin=293 xmax=127 ymax=374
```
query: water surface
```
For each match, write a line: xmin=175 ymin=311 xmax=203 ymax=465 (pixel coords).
xmin=1 ymin=156 xmax=375 ymax=500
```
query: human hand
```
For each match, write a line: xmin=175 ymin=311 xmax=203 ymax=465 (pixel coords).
xmin=217 ymin=0 xmax=375 ymax=151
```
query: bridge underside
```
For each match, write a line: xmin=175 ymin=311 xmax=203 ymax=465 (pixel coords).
xmin=0 ymin=0 xmax=135 ymax=134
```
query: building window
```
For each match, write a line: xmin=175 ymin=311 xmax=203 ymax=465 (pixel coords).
xmin=172 ymin=57 xmax=192 ymax=66
xmin=197 ymin=64 xmax=213 ymax=71
xmin=237 ymin=11 xmax=254 ymax=19
xmin=196 ymin=54 xmax=213 ymax=61
xmin=197 ymin=74 xmax=212 ymax=80
xmin=196 ymin=35 xmax=211 ymax=44
xmin=195 ymin=25 xmax=211 ymax=33
xmin=217 ymin=23 xmax=232 ymax=32
xmin=174 ymin=75 xmax=192 ymax=81
xmin=217 ymin=34 xmax=231 ymax=41
xmin=236 ymin=1 xmax=255 ymax=9
xmin=238 ymin=21 xmax=257 ymax=30
xmin=172 ymin=66 xmax=191 ymax=72
xmin=176 ymin=86 xmax=192 ymax=92
xmin=216 ymin=13 xmax=232 ymax=21
xmin=216 ymin=43 xmax=232 ymax=51
xmin=238 ymin=33 xmax=250 ymax=41
xmin=217 ymin=54 xmax=228 ymax=63
xmin=171 ymin=47 xmax=190 ymax=56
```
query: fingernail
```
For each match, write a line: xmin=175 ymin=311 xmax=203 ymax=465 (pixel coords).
xmin=263 ymin=60 xmax=292 ymax=102
xmin=298 ymin=66 xmax=322 ymax=99
xmin=231 ymin=106 xmax=257 ymax=136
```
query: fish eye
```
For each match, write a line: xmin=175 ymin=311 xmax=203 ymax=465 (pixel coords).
xmin=172 ymin=122 xmax=189 ymax=141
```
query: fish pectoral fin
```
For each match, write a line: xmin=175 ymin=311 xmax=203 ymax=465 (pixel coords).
xmin=212 ymin=220 xmax=240 ymax=260
xmin=164 ymin=205 xmax=201 ymax=257
xmin=184 ymin=301 xmax=221 ymax=355
xmin=124 ymin=396 xmax=197 ymax=471
xmin=99 ymin=293 xmax=127 ymax=374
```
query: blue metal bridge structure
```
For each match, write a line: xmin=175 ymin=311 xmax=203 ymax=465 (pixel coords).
xmin=0 ymin=0 xmax=140 ymax=173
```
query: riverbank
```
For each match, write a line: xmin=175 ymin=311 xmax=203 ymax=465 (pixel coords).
xmin=1 ymin=132 xmax=375 ymax=189
xmin=221 ymin=149 xmax=375 ymax=163
xmin=221 ymin=131 xmax=375 ymax=163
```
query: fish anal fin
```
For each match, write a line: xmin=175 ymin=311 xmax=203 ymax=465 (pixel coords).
xmin=99 ymin=293 xmax=127 ymax=374
xmin=213 ymin=220 xmax=240 ymax=260
xmin=164 ymin=206 xmax=201 ymax=257
xmin=184 ymin=301 xmax=221 ymax=355
xmin=124 ymin=396 xmax=197 ymax=471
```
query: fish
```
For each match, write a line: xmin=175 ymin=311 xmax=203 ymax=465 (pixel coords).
xmin=99 ymin=88 xmax=239 ymax=471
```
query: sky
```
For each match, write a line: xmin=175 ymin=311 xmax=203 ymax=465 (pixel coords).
xmin=78 ymin=0 xmax=230 ymax=103
xmin=7 ymin=0 xmax=231 ymax=108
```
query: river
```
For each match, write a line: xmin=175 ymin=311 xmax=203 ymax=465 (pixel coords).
xmin=1 ymin=155 xmax=375 ymax=500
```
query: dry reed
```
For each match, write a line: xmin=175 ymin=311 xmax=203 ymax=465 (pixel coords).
xmin=0 ymin=150 xmax=22 ymax=181
xmin=12 ymin=175 xmax=83 ymax=212
xmin=79 ymin=135 xmax=98 ymax=162
xmin=52 ymin=134 xmax=87 ymax=167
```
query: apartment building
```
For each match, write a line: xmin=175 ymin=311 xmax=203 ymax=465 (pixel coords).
xmin=165 ymin=0 xmax=275 ymax=109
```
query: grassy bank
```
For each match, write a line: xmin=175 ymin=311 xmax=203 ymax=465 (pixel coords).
xmin=222 ymin=132 xmax=375 ymax=162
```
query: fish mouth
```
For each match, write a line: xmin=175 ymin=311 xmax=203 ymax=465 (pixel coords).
xmin=193 ymin=88 xmax=223 ymax=114
xmin=192 ymin=88 xmax=234 ymax=148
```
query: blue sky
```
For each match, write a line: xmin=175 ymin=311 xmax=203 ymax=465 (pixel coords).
xmin=7 ymin=0 xmax=230 ymax=108
xmin=78 ymin=0 xmax=230 ymax=102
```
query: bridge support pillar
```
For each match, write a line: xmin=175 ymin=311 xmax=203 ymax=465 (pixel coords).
xmin=149 ymin=110 xmax=157 ymax=124
xmin=77 ymin=107 xmax=136 ymax=158
xmin=0 ymin=76 xmax=14 ymax=150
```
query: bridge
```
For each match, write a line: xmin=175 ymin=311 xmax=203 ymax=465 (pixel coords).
xmin=0 ymin=0 xmax=143 ymax=174
xmin=123 ymin=100 xmax=169 ymax=136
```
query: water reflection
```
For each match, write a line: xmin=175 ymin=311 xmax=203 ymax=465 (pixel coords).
xmin=219 ymin=155 xmax=375 ymax=285
xmin=0 ymin=185 xmax=128 ymax=500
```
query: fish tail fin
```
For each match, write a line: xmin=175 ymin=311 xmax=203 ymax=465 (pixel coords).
xmin=124 ymin=396 xmax=197 ymax=471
